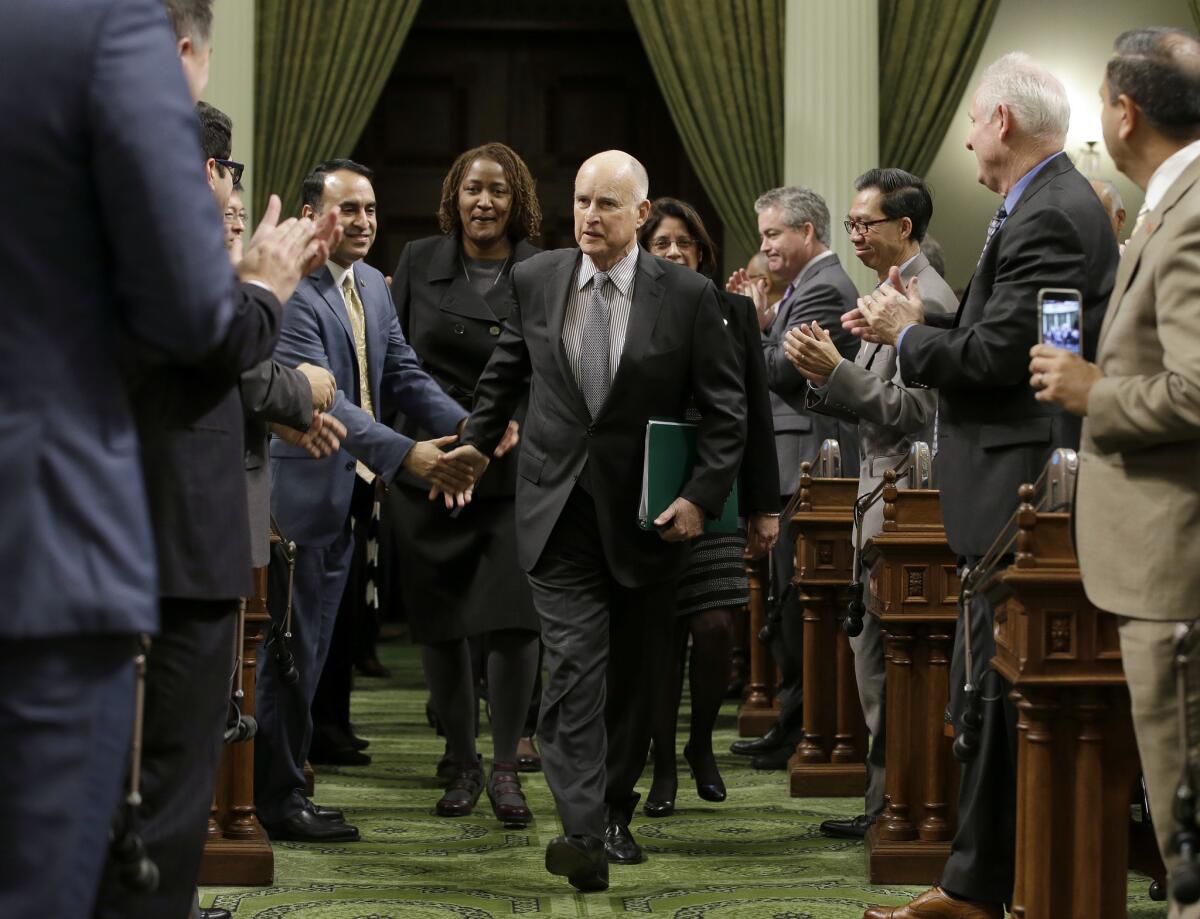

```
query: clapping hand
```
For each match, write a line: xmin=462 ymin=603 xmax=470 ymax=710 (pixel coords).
xmin=297 ymin=362 xmax=335 ymax=411
xmin=746 ymin=513 xmax=779 ymax=559
xmin=270 ymin=410 xmax=346 ymax=458
xmin=727 ymin=267 xmax=774 ymax=330
xmin=844 ymin=266 xmax=924 ymax=346
xmin=784 ymin=321 xmax=843 ymax=385
xmin=234 ymin=194 xmax=342 ymax=303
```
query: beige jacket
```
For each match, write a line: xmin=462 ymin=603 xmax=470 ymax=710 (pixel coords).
xmin=1075 ymin=154 xmax=1200 ymax=619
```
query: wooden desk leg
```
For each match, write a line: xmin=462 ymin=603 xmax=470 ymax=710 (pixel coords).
xmin=1012 ymin=688 xmax=1057 ymax=919
xmin=879 ymin=625 xmax=915 ymax=841
xmin=224 ymin=610 xmax=266 ymax=841
xmin=737 ymin=557 xmax=777 ymax=736
xmin=919 ymin=624 xmax=953 ymax=842
xmin=796 ymin=587 xmax=828 ymax=765
xmin=831 ymin=625 xmax=863 ymax=764
xmin=207 ymin=794 xmax=222 ymax=841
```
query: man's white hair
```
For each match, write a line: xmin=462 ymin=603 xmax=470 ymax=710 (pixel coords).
xmin=975 ymin=52 xmax=1071 ymax=147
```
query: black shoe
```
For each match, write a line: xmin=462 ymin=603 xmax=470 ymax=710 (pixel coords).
xmin=644 ymin=769 xmax=677 ymax=818
xmin=730 ymin=723 xmax=792 ymax=757
xmin=263 ymin=809 xmax=361 ymax=842
xmin=305 ymin=799 xmax=345 ymax=822
xmin=819 ymin=813 xmax=875 ymax=839
xmin=347 ymin=732 xmax=370 ymax=751
xmin=750 ymin=743 xmax=794 ymax=770
xmin=545 ymin=835 xmax=609 ymax=892
xmin=200 ymin=910 xmax=231 ymax=919
xmin=603 ymin=821 xmax=645 ymax=864
xmin=683 ymin=744 xmax=726 ymax=802
xmin=355 ymin=655 xmax=391 ymax=679
xmin=309 ymin=740 xmax=371 ymax=767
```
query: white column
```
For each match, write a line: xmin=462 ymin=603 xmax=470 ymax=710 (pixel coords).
xmin=784 ymin=0 xmax=879 ymax=292
xmin=202 ymin=0 xmax=256 ymax=221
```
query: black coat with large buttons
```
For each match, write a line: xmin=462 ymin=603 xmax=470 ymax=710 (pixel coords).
xmin=391 ymin=234 xmax=540 ymax=497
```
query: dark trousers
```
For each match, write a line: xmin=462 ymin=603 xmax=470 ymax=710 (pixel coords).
xmin=96 ymin=599 xmax=238 ymax=919
xmin=940 ymin=558 xmax=1018 ymax=904
xmin=527 ymin=486 xmax=675 ymax=838
xmin=767 ymin=517 xmax=805 ymax=736
xmin=255 ymin=519 xmax=355 ymax=824
xmin=0 ymin=635 xmax=134 ymax=917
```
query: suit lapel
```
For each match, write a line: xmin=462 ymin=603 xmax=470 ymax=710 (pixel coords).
xmin=1099 ymin=155 xmax=1200 ymax=347
xmin=605 ymin=250 xmax=665 ymax=409
xmin=359 ymin=272 xmax=385 ymax=414
xmin=312 ymin=268 xmax=355 ymax=348
xmin=546 ymin=251 xmax=589 ymax=421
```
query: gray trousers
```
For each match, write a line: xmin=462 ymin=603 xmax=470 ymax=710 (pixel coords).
xmin=850 ymin=563 xmax=887 ymax=816
xmin=767 ymin=516 xmax=805 ymax=736
xmin=527 ymin=486 xmax=675 ymax=839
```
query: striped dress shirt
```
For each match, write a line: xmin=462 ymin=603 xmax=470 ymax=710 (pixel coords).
xmin=561 ymin=243 xmax=639 ymax=388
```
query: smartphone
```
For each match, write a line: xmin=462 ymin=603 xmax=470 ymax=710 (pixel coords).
xmin=1037 ymin=288 xmax=1083 ymax=356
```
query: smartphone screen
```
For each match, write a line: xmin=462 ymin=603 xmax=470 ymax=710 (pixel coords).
xmin=1038 ymin=289 xmax=1083 ymax=356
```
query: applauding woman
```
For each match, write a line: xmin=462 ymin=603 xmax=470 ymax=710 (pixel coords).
xmin=389 ymin=143 xmax=542 ymax=827
xmin=636 ymin=198 xmax=780 ymax=816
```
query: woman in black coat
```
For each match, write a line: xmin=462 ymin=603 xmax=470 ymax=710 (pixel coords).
xmin=636 ymin=198 xmax=781 ymax=816
xmin=389 ymin=143 xmax=541 ymax=827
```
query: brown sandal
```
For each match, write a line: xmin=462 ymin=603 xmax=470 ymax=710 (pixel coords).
xmin=487 ymin=761 xmax=532 ymax=828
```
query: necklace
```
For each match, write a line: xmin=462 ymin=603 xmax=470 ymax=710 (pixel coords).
xmin=459 ymin=251 xmax=512 ymax=289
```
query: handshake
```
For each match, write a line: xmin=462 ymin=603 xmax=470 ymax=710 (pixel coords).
xmin=412 ymin=421 xmax=521 ymax=508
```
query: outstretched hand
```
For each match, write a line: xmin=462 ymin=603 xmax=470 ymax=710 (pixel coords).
xmin=425 ymin=443 xmax=490 ymax=509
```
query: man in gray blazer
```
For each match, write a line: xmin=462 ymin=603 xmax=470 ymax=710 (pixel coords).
xmin=787 ymin=168 xmax=958 ymax=838
xmin=726 ymin=186 xmax=861 ymax=768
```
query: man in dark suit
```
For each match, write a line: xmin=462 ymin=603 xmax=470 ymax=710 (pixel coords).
xmin=849 ymin=53 xmax=1118 ymax=919
xmin=725 ymin=185 xmax=861 ymax=769
xmin=441 ymin=150 xmax=745 ymax=892
xmin=0 ymin=0 xmax=314 ymax=914
xmin=258 ymin=159 xmax=474 ymax=843
xmin=96 ymin=6 xmax=342 ymax=911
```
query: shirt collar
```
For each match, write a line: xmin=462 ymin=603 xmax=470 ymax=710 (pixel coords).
xmin=1144 ymin=138 xmax=1200 ymax=213
xmin=327 ymin=260 xmax=354 ymax=292
xmin=577 ymin=241 xmax=639 ymax=294
xmin=1004 ymin=151 xmax=1063 ymax=215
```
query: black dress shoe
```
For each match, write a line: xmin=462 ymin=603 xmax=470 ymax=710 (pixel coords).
xmin=545 ymin=835 xmax=609 ymax=892
xmin=347 ymin=732 xmax=370 ymax=751
xmin=263 ymin=809 xmax=361 ymax=842
xmin=200 ymin=909 xmax=231 ymax=919
xmin=819 ymin=813 xmax=875 ymax=839
xmin=684 ymin=744 xmax=726 ymax=802
xmin=355 ymin=655 xmax=391 ymax=678
xmin=750 ymin=743 xmax=794 ymax=770
xmin=730 ymin=723 xmax=792 ymax=757
xmin=603 ymin=821 xmax=645 ymax=864
xmin=305 ymin=799 xmax=344 ymax=822
xmin=309 ymin=744 xmax=371 ymax=767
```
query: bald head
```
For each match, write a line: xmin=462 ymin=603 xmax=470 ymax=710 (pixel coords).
xmin=574 ymin=150 xmax=652 ymax=270
xmin=1089 ymin=178 xmax=1127 ymax=238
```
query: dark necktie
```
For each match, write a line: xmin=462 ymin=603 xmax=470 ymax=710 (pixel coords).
xmin=977 ymin=205 xmax=1007 ymax=266
xmin=579 ymin=271 xmax=610 ymax=418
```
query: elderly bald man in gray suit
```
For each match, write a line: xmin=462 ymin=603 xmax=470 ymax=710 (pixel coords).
xmin=785 ymin=167 xmax=958 ymax=840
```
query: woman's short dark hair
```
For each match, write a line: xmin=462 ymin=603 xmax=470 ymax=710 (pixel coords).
xmin=638 ymin=197 xmax=719 ymax=277
xmin=1106 ymin=28 xmax=1200 ymax=142
xmin=438 ymin=142 xmax=541 ymax=241
xmin=853 ymin=168 xmax=934 ymax=242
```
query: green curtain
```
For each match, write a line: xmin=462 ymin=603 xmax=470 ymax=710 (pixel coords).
xmin=1191 ymin=0 xmax=1200 ymax=31
xmin=627 ymin=0 xmax=784 ymax=267
xmin=253 ymin=0 xmax=421 ymax=218
xmin=878 ymin=0 xmax=1000 ymax=176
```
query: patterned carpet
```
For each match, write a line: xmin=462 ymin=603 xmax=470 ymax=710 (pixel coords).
xmin=202 ymin=642 xmax=1166 ymax=918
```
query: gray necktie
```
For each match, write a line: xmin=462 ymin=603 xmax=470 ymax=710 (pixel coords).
xmin=977 ymin=205 xmax=1007 ymax=266
xmin=579 ymin=270 xmax=611 ymax=418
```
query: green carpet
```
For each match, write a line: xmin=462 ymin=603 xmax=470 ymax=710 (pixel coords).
xmin=203 ymin=642 xmax=1166 ymax=918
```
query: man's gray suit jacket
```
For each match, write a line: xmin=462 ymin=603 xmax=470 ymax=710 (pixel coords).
xmin=807 ymin=251 xmax=958 ymax=542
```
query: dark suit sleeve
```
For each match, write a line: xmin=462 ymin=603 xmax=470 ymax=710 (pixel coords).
xmin=88 ymin=0 xmax=236 ymax=359
xmin=900 ymin=206 xmax=1088 ymax=390
xmin=392 ymin=243 xmax=414 ymax=335
xmin=733 ymin=296 xmax=781 ymax=514
xmin=462 ymin=264 xmax=534 ymax=454
xmin=681 ymin=283 xmax=747 ymax=517
xmin=763 ymin=279 xmax=858 ymax=397
xmin=240 ymin=359 xmax=311 ymax=430
xmin=203 ymin=282 xmax=284 ymax=379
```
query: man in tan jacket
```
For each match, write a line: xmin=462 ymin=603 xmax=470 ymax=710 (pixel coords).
xmin=1030 ymin=26 xmax=1200 ymax=918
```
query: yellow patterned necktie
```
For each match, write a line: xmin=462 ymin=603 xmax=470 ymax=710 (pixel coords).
xmin=342 ymin=272 xmax=375 ymax=482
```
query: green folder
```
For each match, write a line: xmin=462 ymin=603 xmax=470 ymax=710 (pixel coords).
xmin=637 ymin=419 xmax=739 ymax=534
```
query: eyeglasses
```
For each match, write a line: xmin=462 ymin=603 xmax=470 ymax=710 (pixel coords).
xmin=843 ymin=217 xmax=893 ymax=236
xmin=214 ymin=158 xmax=244 ymax=185
xmin=223 ymin=208 xmax=247 ymax=225
xmin=649 ymin=236 xmax=697 ymax=254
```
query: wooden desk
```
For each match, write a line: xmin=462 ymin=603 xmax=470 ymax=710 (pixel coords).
xmin=861 ymin=476 xmax=960 ymax=884
xmin=199 ymin=568 xmax=274 ymax=886
xmin=991 ymin=488 xmax=1164 ymax=918
xmin=787 ymin=465 xmax=867 ymax=797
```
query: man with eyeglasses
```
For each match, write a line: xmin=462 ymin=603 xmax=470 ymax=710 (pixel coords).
xmin=723 ymin=185 xmax=861 ymax=771
xmin=783 ymin=167 xmax=957 ymax=840
xmin=223 ymin=182 xmax=248 ymax=249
